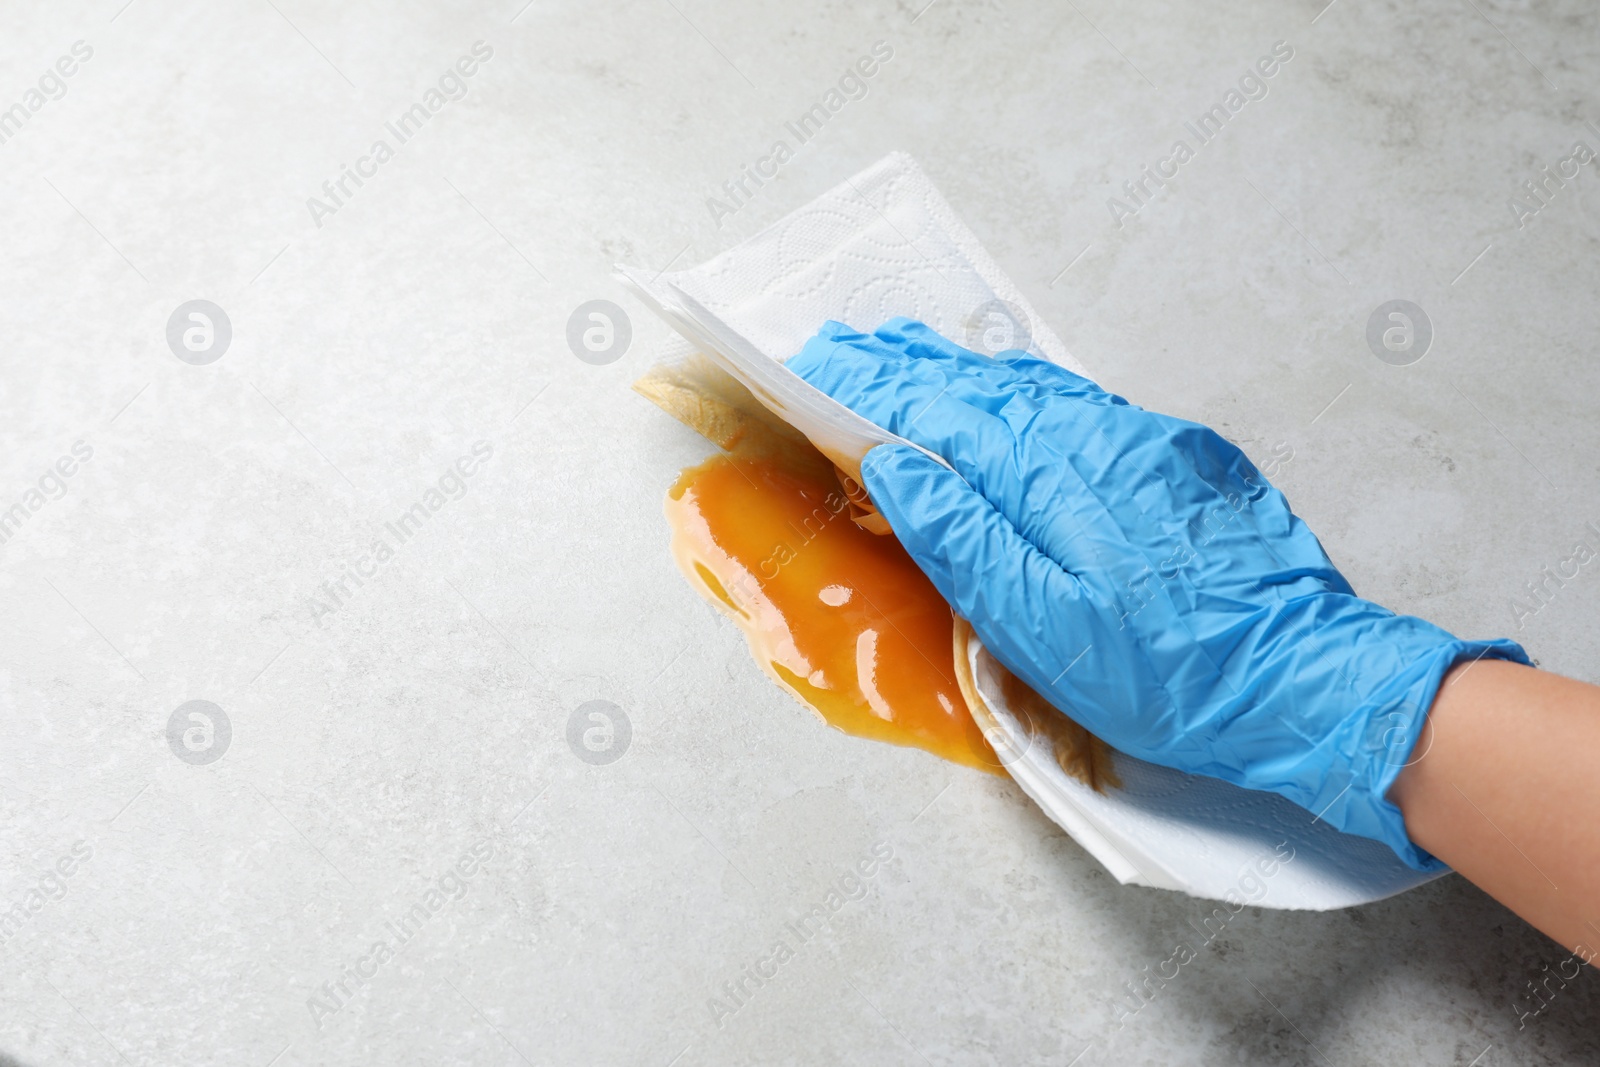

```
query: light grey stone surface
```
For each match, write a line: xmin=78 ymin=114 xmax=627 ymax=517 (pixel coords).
xmin=1 ymin=0 xmax=1596 ymax=1064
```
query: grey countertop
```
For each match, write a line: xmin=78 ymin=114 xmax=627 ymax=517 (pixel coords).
xmin=1 ymin=0 xmax=1597 ymax=1063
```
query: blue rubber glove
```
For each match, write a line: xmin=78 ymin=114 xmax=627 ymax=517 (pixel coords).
xmin=788 ymin=317 xmax=1530 ymax=871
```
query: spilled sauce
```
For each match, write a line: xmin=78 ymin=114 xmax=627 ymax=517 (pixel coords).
xmin=640 ymin=354 xmax=1115 ymax=788
xmin=664 ymin=444 xmax=1003 ymax=773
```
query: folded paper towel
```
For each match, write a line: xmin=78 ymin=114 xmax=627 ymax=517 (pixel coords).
xmin=618 ymin=151 xmax=1444 ymax=910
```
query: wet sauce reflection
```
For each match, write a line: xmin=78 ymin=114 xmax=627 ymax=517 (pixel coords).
xmin=665 ymin=442 xmax=1002 ymax=773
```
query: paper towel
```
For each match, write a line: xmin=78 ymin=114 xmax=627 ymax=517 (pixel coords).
xmin=967 ymin=640 xmax=1441 ymax=909
xmin=619 ymin=151 xmax=1444 ymax=910
xmin=617 ymin=150 xmax=1065 ymax=480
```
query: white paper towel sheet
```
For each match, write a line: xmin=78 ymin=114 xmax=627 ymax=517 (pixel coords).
xmin=619 ymin=151 xmax=1443 ymax=910
xmin=966 ymin=641 xmax=1441 ymax=909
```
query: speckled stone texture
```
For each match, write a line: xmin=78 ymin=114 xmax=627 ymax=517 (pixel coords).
xmin=0 ymin=0 xmax=1596 ymax=1064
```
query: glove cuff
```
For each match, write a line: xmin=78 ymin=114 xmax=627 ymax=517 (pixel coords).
xmin=1311 ymin=628 xmax=1531 ymax=871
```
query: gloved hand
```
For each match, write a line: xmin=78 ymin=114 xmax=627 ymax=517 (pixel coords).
xmin=788 ymin=317 xmax=1530 ymax=870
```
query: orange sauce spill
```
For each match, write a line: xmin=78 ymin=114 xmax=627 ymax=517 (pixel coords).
xmin=665 ymin=445 xmax=1001 ymax=773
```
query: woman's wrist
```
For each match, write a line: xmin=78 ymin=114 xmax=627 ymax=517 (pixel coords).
xmin=1391 ymin=658 xmax=1600 ymax=951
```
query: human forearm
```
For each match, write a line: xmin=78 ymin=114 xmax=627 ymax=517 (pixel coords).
xmin=1391 ymin=659 xmax=1600 ymax=952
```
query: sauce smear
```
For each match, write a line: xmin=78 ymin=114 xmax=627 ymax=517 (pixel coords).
xmin=665 ymin=444 xmax=1001 ymax=773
